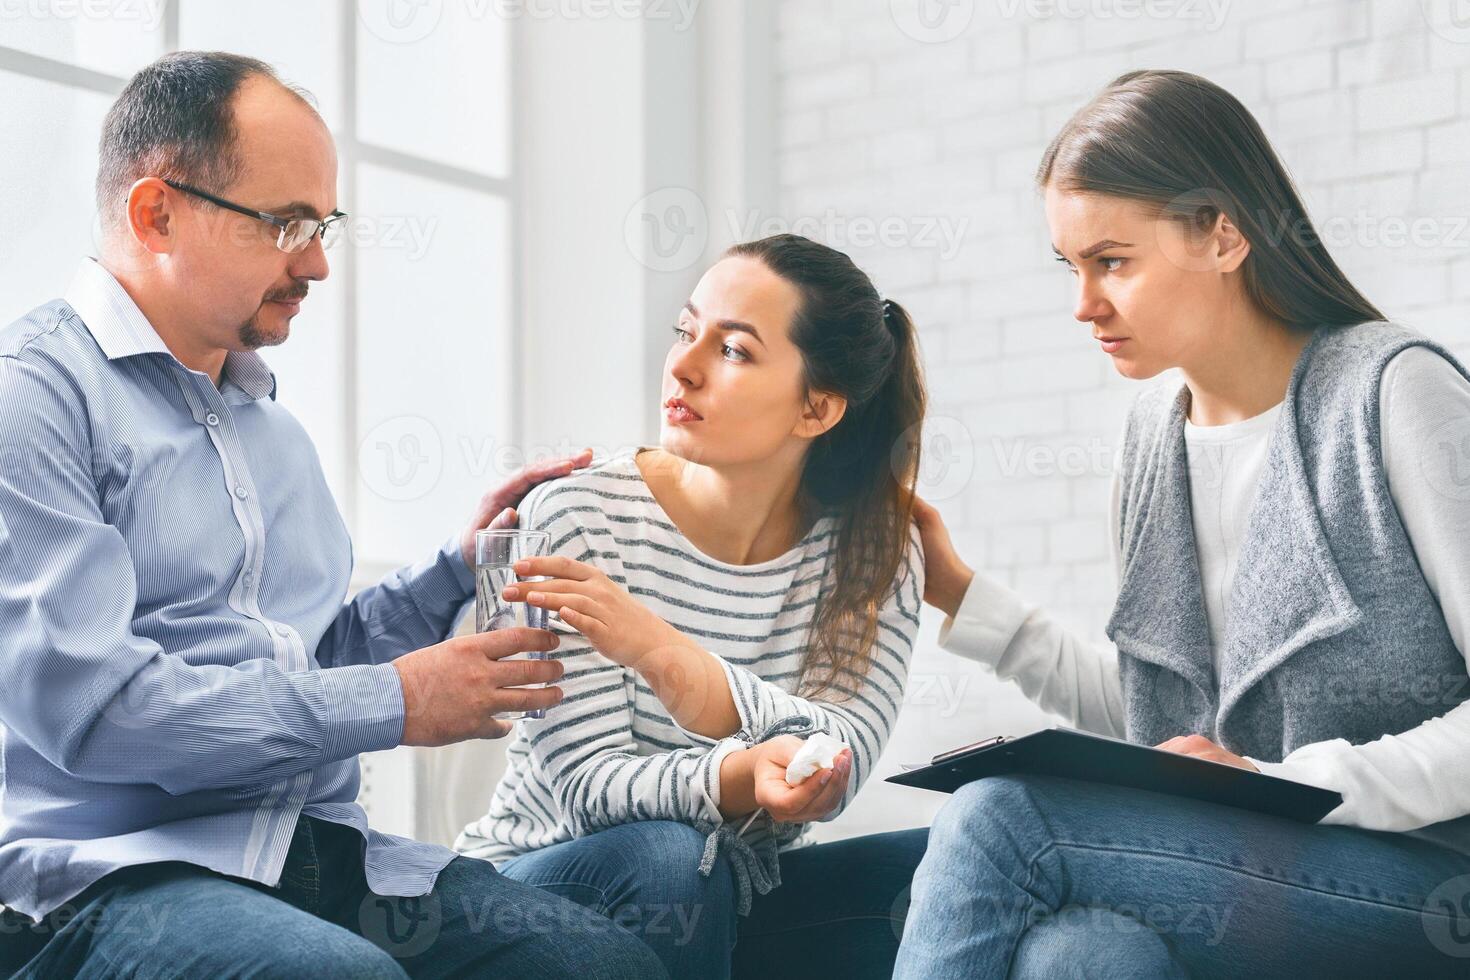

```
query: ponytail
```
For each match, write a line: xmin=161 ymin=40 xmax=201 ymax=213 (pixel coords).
xmin=724 ymin=235 xmax=927 ymax=695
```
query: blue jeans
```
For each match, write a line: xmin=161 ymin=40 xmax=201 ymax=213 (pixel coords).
xmin=499 ymin=820 xmax=930 ymax=980
xmin=1 ymin=814 xmax=665 ymax=979
xmin=893 ymin=774 xmax=1470 ymax=979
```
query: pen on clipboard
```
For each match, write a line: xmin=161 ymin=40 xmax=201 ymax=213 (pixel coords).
xmin=900 ymin=735 xmax=1011 ymax=771
xmin=931 ymin=734 xmax=1009 ymax=765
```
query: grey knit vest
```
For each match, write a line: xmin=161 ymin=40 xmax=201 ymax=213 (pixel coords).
xmin=1107 ymin=322 xmax=1470 ymax=851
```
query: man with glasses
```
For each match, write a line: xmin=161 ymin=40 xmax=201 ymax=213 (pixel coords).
xmin=0 ymin=51 xmax=663 ymax=979
xmin=163 ymin=179 xmax=349 ymax=252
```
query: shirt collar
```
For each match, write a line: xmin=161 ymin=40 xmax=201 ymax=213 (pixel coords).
xmin=65 ymin=258 xmax=278 ymax=402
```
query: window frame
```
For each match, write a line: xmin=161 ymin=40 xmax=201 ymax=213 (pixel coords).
xmin=0 ymin=2 xmax=522 ymax=558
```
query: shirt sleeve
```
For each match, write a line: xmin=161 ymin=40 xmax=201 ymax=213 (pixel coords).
xmin=515 ymin=481 xmax=739 ymax=837
xmin=0 ymin=355 xmax=404 ymax=795
xmin=705 ymin=526 xmax=925 ymax=825
xmin=525 ymin=633 xmax=748 ymax=838
xmin=1247 ymin=346 xmax=1470 ymax=830
xmin=313 ymin=533 xmax=476 ymax=669
xmin=935 ymin=433 xmax=1128 ymax=738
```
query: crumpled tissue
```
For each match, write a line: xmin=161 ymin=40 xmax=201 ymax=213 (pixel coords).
xmin=784 ymin=732 xmax=848 ymax=786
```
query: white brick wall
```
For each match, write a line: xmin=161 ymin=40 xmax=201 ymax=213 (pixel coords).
xmin=775 ymin=0 xmax=1470 ymax=839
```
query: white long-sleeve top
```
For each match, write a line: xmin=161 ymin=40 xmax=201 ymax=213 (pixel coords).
xmin=940 ymin=346 xmax=1470 ymax=833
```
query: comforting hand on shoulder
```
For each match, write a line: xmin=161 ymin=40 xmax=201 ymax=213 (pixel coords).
xmin=909 ymin=495 xmax=974 ymax=619
xmin=457 ymin=450 xmax=594 ymax=571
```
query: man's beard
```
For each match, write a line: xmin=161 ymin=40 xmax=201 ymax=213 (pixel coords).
xmin=238 ymin=283 xmax=308 ymax=350
xmin=238 ymin=313 xmax=287 ymax=350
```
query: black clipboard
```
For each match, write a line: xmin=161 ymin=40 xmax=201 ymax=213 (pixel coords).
xmin=885 ymin=727 xmax=1342 ymax=823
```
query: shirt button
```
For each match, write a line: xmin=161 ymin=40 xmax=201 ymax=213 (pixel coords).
xmin=234 ymin=486 xmax=249 ymax=500
xmin=243 ymin=570 xmax=254 ymax=586
xmin=205 ymin=413 xmax=220 ymax=426
xmin=275 ymin=624 xmax=291 ymax=637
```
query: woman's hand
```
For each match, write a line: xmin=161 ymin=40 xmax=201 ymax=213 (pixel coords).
xmin=503 ymin=555 xmax=684 ymax=669
xmin=1155 ymin=734 xmax=1258 ymax=771
xmin=508 ymin=554 xmax=745 ymax=738
xmin=751 ymin=735 xmax=852 ymax=824
xmin=910 ymin=495 xmax=975 ymax=619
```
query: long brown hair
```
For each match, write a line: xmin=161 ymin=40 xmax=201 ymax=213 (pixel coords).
xmin=1037 ymin=69 xmax=1383 ymax=328
xmin=724 ymin=235 xmax=926 ymax=696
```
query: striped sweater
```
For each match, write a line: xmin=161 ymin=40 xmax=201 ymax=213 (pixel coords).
xmin=453 ymin=449 xmax=924 ymax=910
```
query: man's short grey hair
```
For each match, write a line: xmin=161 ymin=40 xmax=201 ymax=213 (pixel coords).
xmin=95 ymin=50 xmax=315 ymax=218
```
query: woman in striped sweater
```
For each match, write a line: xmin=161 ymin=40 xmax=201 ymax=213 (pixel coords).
xmin=454 ymin=234 xmax=928 ymax=979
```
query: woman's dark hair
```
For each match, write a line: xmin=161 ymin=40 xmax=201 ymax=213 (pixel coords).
xmin=724 ymin=234 xmax=926 ymax=697
xmin=1036 ymin=69 xmax=1383 ymax=328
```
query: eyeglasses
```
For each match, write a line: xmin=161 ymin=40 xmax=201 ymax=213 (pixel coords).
xmin=163 ymin=179 xmax=348 ymax=253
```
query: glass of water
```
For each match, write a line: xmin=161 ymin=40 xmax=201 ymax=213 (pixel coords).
xmin=475 ymin=528 xmax=552 ymax=720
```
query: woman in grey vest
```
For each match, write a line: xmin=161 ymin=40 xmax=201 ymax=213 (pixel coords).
xmin=893 ymin=70 xmax=1470 ymax=977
